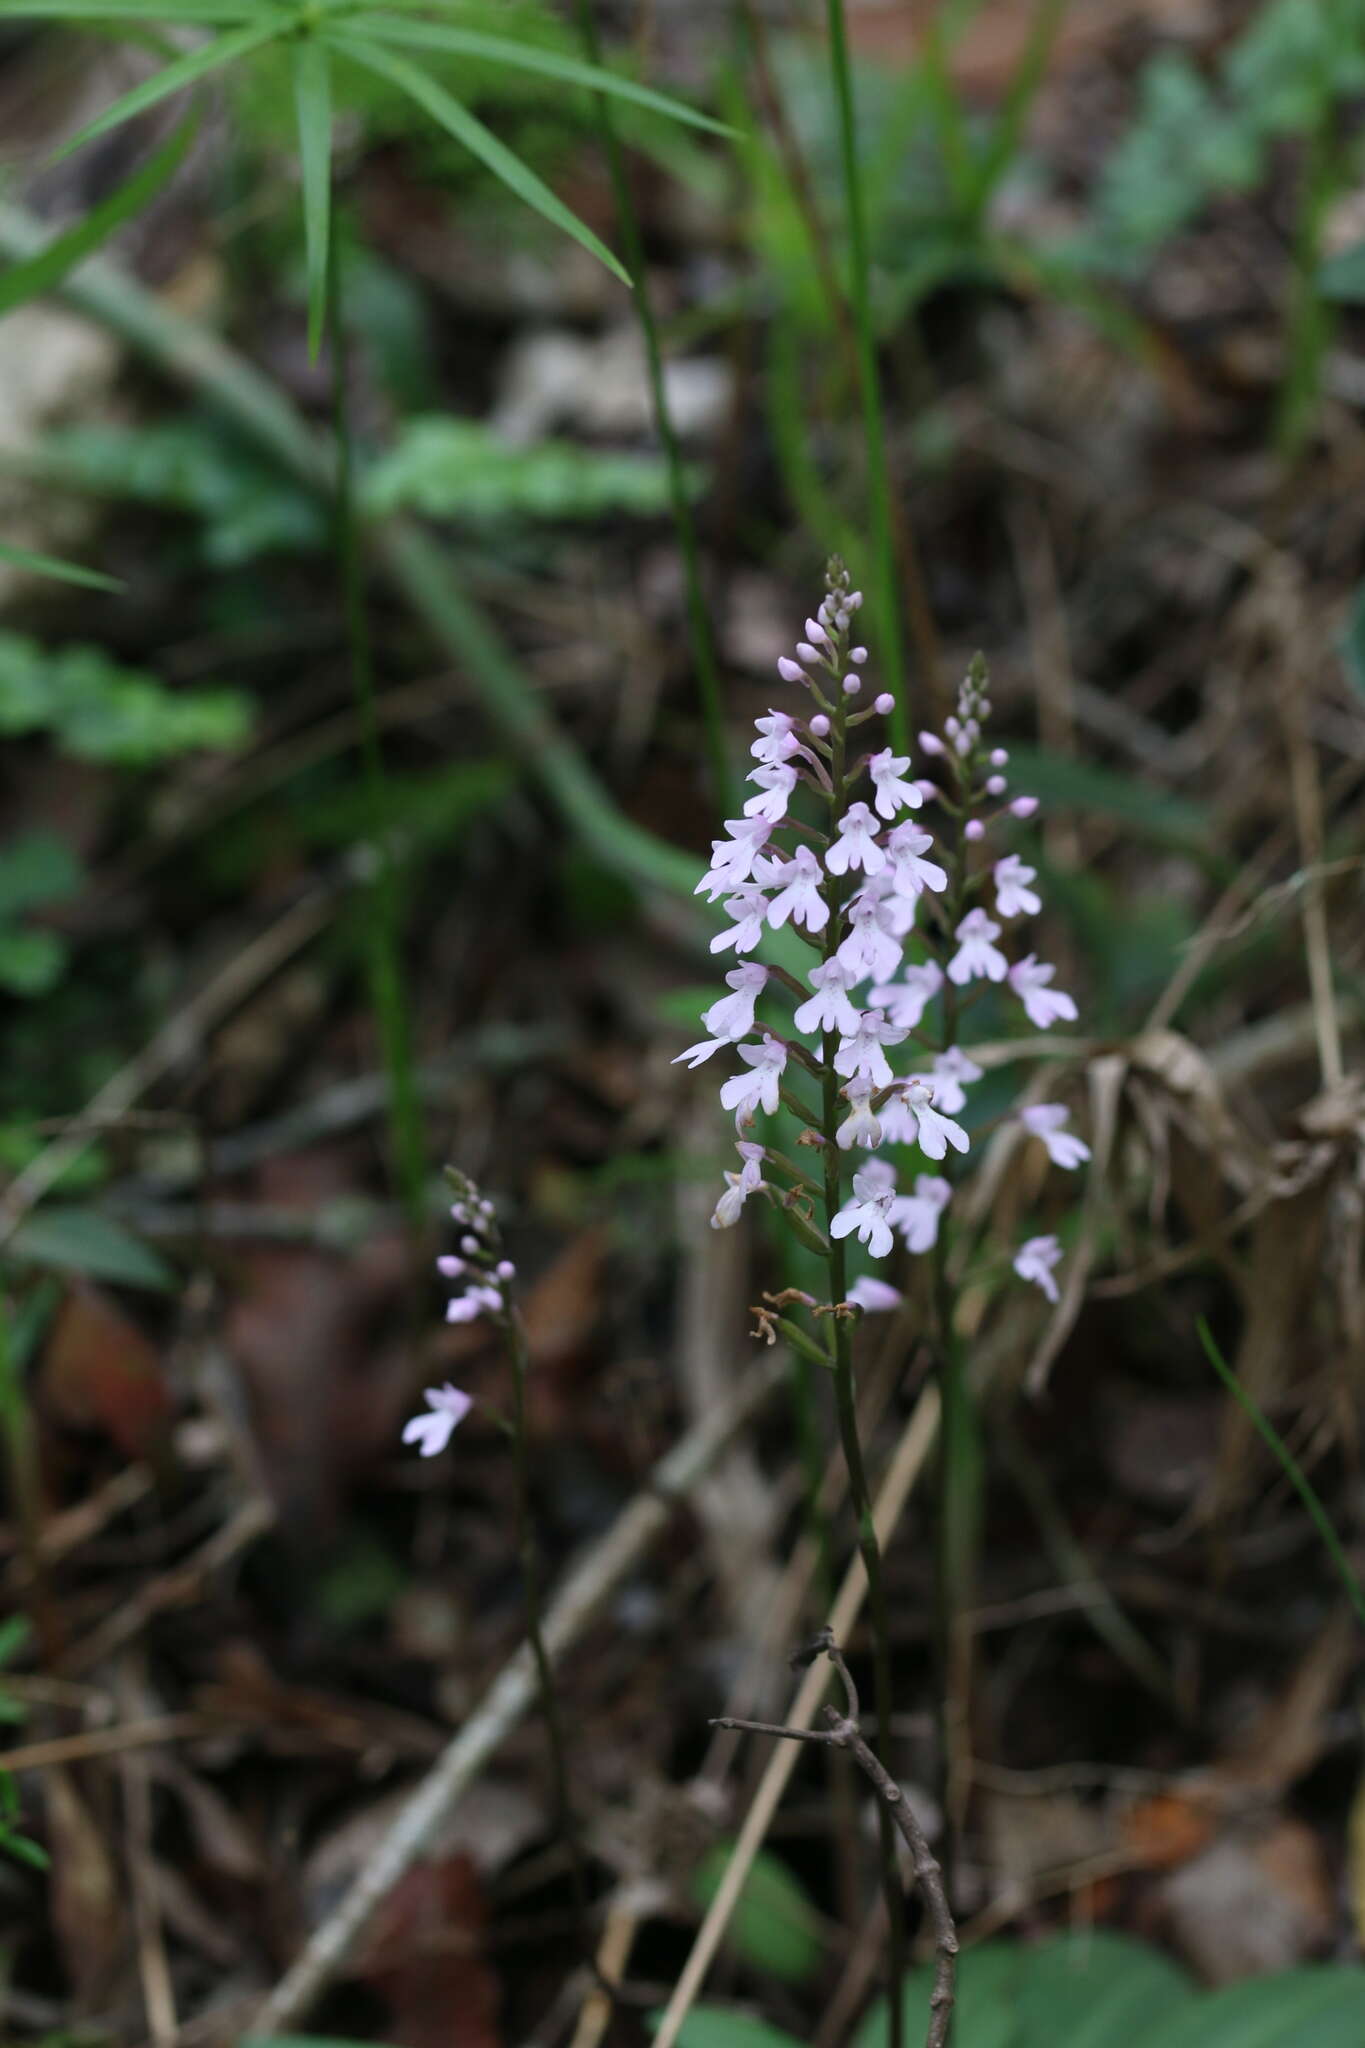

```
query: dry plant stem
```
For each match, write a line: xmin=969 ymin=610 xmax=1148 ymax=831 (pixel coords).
xmin=1277 ymin=669 xmax=1343 ymax=1089
xmin=652 ymin=1386 xmax=941 ymax=2048
xmin=254 ymin=1352 xmax=786 ymax=2032
xmin=715 ymin=1631 xmax=958 ymax=2048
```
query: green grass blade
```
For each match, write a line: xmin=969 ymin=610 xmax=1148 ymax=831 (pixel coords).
xmin=1197 ymin=1318 xmax=1365 ymax=1631
xmin=0 ymin=539 xmax=122 ymax=590
xmin=291 ymin=37 xmax=332 ymax=362
xmin=327 ymin=33 xmax=631 ymax=287
xmin=54 ymin=15 xmax=286 ymax=162
xmin=328 ymin=13 xmax=730 ymax=135
xmin=0 ymin=116 xmax=194 ymax=319
xmin=0 ymin=0 xmax=264 ymax=16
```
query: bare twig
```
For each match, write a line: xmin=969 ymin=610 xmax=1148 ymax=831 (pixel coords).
xmin=714 ymin=1630 xmax=958 ymax=2048
xmin=252 ymin=1354 xmax=786 ymax=2033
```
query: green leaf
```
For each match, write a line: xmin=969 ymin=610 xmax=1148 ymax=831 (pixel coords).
xmin=55 ymin=15 xmax=287 ymax=162
xmin=2 ymin=0 xmax=268 ymax=16
xmin=0 ymin=631 xmax=253 ymax=762
xmin=1132 ymin=1968 xmax=1365 ymax=2048
xmin=8 ymin=1207 xmax=177 ymax=1291
xmin=855 ymin=1940 xmax=1026 ymax=2048
xmin=0 ymin=116 xmax=195 ymax=318
xmin=1015 ymin=1930 xmax=1196 ymax=2048
xmin=1005 ymin=745 xmax=1213 ymax=856
xmin=328 ymin=33 xmax=631 ymax=286
xmin=0 ymin=1827 xmax=50 ymax=1871
xmin=330 ymin=13 xmax=730 ymax=135
xmin=291 ymin=38 xmax=331 ymax=362
xmin=665 ymin=2015 xmax=805 ymax=2048
xmin=0 ymin=832 xmax=82 ymax=920
xmin=690 ymin=1843 xmax=823 ymax=1986
xmin=0 ymin=539 xmax=121 ymax=591
xmin=364 ymin=416 xmax=686 ymax=523
xmin=0 ymin=1614 xmax=31 ymax=1667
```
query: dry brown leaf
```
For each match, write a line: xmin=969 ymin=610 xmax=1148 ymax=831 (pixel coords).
xmin=40 ymin=1283 xmax=172 ymax=1462
xmin=43 ymin=1765 xmax=126 ymax=2010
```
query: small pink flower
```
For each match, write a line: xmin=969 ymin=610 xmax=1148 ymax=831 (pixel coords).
xmin=907 ymin=1046 xmax=982 ymax=1116
xmin=446 ymin=1284 xmax=503 ymax=1325
xmin=710 ymin=883 xmax=770 ymax=956
xmin=743 ymin=763 xmax=799 ymax=823
xmin=763 ymin=846 xmax=829 ymax=933
xmin=870 ymin=960 xmax=944 ymax=1031
xmin=831 ymin=1165 xmax=898 ymax=1259
xmin=837 ymin=885 xmax=907 ymax=985
xmin=898 ymin=1077 xmax=968 ymax=1161
xmin=1014 ymin=1234 xmax=1062 ymax=1302
xmin=403 ymin=1383 xmax=473 ymax=1456
xmin=847 ymin=1276 xmax=903 ymax=1312
xmin=1020 ymin=1103 xmax=1090 ymax=1170
xmin=719 ymin=1035 xmax=788 ymax=1127
xmin=793 ymin=959 xmax=863 ymax=1037
xmin=994 ymin=854 xmax=1041 ymax=920
xmin=711 ymin=1141 xmax=767 ymax=1228
xmin=751 ymin=709 xmax=802 ymax=765
xmin=867 ymin=748 xmax=923 ymax=820
xmin=886 ymin=823 xmax=947 ymax=900
xmin=674 ymin=964 xmax=770 ymax=1065
xmin=834 ymin=1009 xmax=908 ymax=1090
xmin=889 ymin=1174 xmax=951 ymax=1254
xmin=826 ymin=800 xmax=886 ymax=877
xmin=695 ymin=816 xmax=771 ymax=900
xmin=836 ymin=1080 xmax=883 ymax=1151
xmin=1009 ymin=955 xmax=1078 ymax=1029
xmin=948 ymin=908 xmax=1008 ymax=986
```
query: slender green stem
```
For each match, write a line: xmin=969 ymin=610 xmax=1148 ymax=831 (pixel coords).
xmin=819 ymin=666 xmax=906 ymax=2048
xmin=572 ymin=0 xmax=734 ymax=818
xmin=327 ymin=227 xmax=426 ymax=1221
xmin=823 ymin=0 xmax=909 ymax=755
xmin=506 ymin=1307 xmax=591 ymax=1923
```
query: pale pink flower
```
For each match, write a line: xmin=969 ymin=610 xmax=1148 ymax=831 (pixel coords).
xmin=402 ymin=1383 xmax=473 ymax=1457
xmin=834 ymin=1008 xmax=908 ymax=1090
xmin=446 ymin=1284 xmax=503 ymax=1324
xmin=793 ymin=958 xmax=863 ymax=1037
xmin=948 ymin=908 xmax=1008 ymax=985
xmin=868 ymin=748 xmax=922 ymax=820
xmin=993 ymin=854 xmax=1041 ymax=919
xmin=710 ymin=883 xmax=770 ymax=956
xmin=908 ymin=1045 xmax=982 ymax=1116
xmin=898 ymin=1077 xmax=969 ymax=1161
xmin=890 ymin=1174 xmax=951 ymax=1254
xmin=751 ymin=709 xmax=802 ymax=766
xmin=1014 ymin=1233 xmax=1062 ymax=1302
xmin=674 ymin=963 xmax=770 ymax=1067
xmin=695 ymin=816 xmax=770 ymax=900
xmin=825 ymin=800 xmax=886 ymax=877
xmin=711 ymin=1141 xmax=767 ymax=1228
xmin=743 ymin=762 xmax=799 ymax=823
xmin=847 ymin=1276 xmax=903 ymax=1312
xmin=836 ymin=1080 xmax=883 ymax=1151
xmin=886 ymin=823 xmax=947 ymax=900
xmin=870 ymin=960 xmax=944 ymax=1031
xmin=1009 ymin=954 xmax=1078 ymax=1028
xmin=831 ymin=1164 xmax=897 ymax=1259
xmin=1020 ymin=1103 xmax=1090 ymax=1170
xmin=719 ymin=1035 xmax=788 ymax=1126
xmin=836 ymin=887 xmax=905 ymax=985
xmin=763 ymin=845 xmax=829 ymax=933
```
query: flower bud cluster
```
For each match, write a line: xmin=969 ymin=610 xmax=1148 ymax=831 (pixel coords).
xmin=680 ymin=573 xmax=1088 ymax=1309
xmin=404 ymin=1167 xmax=519 ymax=1457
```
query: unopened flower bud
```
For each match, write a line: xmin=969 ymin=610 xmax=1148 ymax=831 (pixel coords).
xmin=436 ymin=1255 xmax=465 ymax=1279
xmin=850 ymin=645 xmax=868 ymax=663
xmin=990 ymin=747 xmax=1008 ymax=767
xmin=986 ymin=774 xmax=1006 ymax=796
xmin=916 ymin=779 xmax=941 ymax=802
xmin=847 ymin=590 xmax=864 ymax=609
xmin=965 ymin=818 xmax=985 ymax=842
xmin=874 ymin=693 xmax=895 ymax=715
xmin=805 ymin=617 xmax=831 ymax=647
xmin=945 ymin=716 xmax=960 ymax=739
xmin=919 ymin=730 xmax=944 ymax=755
xmin=796 ymin=642 xmax=821 ymax=663
xmin=809 ymin=713 xmax=830 ymax=737
xmin=1010 ymin=796 xmax=1039 ymax=819
xmin=778 ymin=657 xmax=808 ymax=684
xmin=842 ymin=674 xmax=861 ymax=696
xmin=495 ymin=1259 xmax=516 ymax=1281
xmin=460 ymin=1235 xmax=480 ymax=1255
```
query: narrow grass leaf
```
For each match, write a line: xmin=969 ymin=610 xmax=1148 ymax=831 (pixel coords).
xmin=331 ymin=14 xmax=730 ymax=134
xmin=0 ymin=0 xmax=264 ymax=15
xmin=0 ymin=540 xmax=121 ymax=591
xmin=327 ymin=34 xmax=630 ymax=286
xmin=0 ymin=117 xmax=194 ymax=318
xmin=291 ymin=37 xmax=332 ymax=362
xmin=9 ymin=1206 xmax=177 ymax=1291
xmin=54 ymin=15 xmax=285 ymax=162
xmin=1197 ymin=1318 xmax=1365 ymax=1631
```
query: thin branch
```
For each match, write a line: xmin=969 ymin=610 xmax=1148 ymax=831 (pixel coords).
xmin=714 ymin=1631 xmax=958 ymax=2048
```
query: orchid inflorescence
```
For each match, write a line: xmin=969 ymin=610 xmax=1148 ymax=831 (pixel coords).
xmin=403 ymin=1168 xmax=517 ymax=1456
xmin=679 ymin=558 xmax=1088 ymax=1313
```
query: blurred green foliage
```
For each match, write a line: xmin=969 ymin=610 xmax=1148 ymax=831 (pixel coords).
xmin=0 ymin=630 xmax=252 ymax=762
